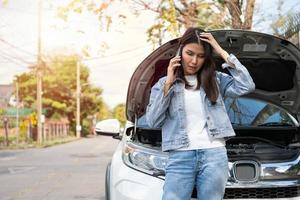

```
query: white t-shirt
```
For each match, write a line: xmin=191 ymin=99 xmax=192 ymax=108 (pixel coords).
xmin=179 ymin=75 xmax=225 ymax=150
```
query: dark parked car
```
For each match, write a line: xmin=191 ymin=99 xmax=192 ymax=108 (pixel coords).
xmin=101 ymin=30 xmax=300 ymax=200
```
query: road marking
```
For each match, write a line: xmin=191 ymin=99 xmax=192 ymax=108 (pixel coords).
xmin=0 ymin=156 xmax=16 ymax=161
xmin=8 ymin=167 xmax=36 ymax=174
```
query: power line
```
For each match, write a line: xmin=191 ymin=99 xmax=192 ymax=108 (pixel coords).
xmin=102 ymin=44 xmax=151 ymax=58
xmin=87 ymin=51 xmax=148 ymax=67
xmin=83 ymin=44 xmax=151 ymax=61
xmin=0 ymin=40 xmax=150 ymax=65
xmin=0 ymin=49 xmax=34 ymax=64
xmin=0 ymin=38 xmax=36 ymax=56
xmin=0 ymin=54 xmax=29 ymax=66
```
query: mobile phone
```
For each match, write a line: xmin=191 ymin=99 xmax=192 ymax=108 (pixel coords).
xmin=176 ymin=45 xmax=183 ymax=57
xmin=174 ymin=45 xmax=183 ymax=76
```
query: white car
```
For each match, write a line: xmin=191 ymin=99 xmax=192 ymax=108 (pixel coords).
xmin=95 ymin=119 xmax=120 ymax=136
xmin=103 ymin=30 xmax=300 ymax=200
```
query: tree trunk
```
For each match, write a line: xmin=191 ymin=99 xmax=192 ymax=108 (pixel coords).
xmin=225 ymin=0 xmax=242 ymax=29
xmin=244 ymin=0 xmax=255 ymax=29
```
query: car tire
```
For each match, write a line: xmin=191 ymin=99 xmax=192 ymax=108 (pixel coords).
xmin=105 ymin=162 xmax=111 ymax=200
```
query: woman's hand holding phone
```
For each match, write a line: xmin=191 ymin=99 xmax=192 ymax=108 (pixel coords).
xmin=164 ymin=55 xmax=181 ymax=95
xmin=166 ymin=56 xmax=181 ymax=84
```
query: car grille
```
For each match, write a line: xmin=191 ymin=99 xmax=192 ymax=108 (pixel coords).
xmin=224 ymin=186 xmax=300 ymax=199
xmin=191 ymin=186 xmax=300 ymax=199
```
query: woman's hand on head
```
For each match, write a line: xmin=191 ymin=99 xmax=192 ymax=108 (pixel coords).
xmin=166 ymin=56 xmax=181 ymax=84
xmin=199 ymin=32 xmax=230 ymax=63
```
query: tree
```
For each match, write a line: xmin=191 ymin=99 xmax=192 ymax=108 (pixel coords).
xmin=112 ymin=103 xmax=125 ymax=127
xmin=58 ymin=0 xmax=230 ymax=46
xmin=272 ymin=11 xmax=300 ymax=41
xmin=220 ymin=0 xmax=255 ymax=29
xmin=282 ymin=12 xmax=300 ymax=39
xmin=15 ymin=54 xmax=109 ymax=133
xmin=59 ymin=0 xmax=257 ymax=47
xmin=97 ymin=101 xmax=112 ymax=120
xmin=133 ymin=0 xmax=231 ymax=45
xmin=268 ymin=0 xmax=283 ymax=35
xmin=269 ymin=0 xmax=299 ymax=44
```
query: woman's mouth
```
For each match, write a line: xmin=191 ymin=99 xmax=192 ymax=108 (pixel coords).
xmin=188 ymin=66 xmax=197 ymax=70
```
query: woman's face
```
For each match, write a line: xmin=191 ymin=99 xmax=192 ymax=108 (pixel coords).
xmin=182 ymin=43 xmax=205 ymax=75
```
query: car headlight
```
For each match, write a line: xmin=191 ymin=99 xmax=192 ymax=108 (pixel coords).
xmin=122 ymin=142 xmax=168 ymax=177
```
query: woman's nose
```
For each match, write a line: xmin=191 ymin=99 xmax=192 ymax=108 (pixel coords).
xmin=191 ymin=56 xmax=197 ymax=64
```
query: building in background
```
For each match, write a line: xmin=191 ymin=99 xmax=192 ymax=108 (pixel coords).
xmin=0 ymin=84 xmax=13 ymax=109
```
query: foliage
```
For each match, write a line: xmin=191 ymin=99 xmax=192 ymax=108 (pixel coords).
xmin=282 ymin=12 xmax=300 ymax=39
xmin=97 ymin=101 xmax=112 ymax=120
xmin=30 ymin=112 xmax=37 ymax=127
xmin=269 ymin=0 xmax=300 ymax=44
xmin=56 ymin=0 xmax=122 ymax=32
xmin=19 ymin=119 xmax=29 ymax=137
xmin=112 ymin=103 xmax=125 ymax=126
xmin=0 ymin=108 xmax=4 ymax=116
xmin=15 ymin=54 xmax=109 ymax=133
xmin=272 ymin=11 xmax=300 ymax=40
xmin=58 ymin=0 xmax=231 ymax=46
xmin=59 ymin=0 xmax=258 ymax=46
xmin=1 ymin=0 xmax=8 ymax=6
xmin=140 ymin=0 xmax=231 ymax=45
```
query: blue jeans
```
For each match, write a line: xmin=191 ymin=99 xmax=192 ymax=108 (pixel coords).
xmin=162 ymin=147 xmax=229 ymax=200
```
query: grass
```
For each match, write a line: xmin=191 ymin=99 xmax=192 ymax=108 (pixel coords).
xmin=0 ymin=136 xmax=79 ymax=150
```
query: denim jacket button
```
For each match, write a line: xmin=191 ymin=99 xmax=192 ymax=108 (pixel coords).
xmin=207 ymin=117 xmax=210 ymax=120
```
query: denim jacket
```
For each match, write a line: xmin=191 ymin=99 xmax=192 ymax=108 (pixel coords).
xmin=145 ymin=54 xmax=255 ymax=152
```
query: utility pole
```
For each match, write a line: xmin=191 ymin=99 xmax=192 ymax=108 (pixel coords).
xmin=76 ymin=60 xmax=81 ymax=138
xmin=4 ymin=117 xmax=9 ymax=146
xmin=37 ymin=0 xmax=43 ymax=144
xmin=16 ymin=80 xmax=19 ymax=144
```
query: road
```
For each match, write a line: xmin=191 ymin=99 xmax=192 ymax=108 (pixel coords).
xmin=0 ymin=135 xmax=120 ymax=200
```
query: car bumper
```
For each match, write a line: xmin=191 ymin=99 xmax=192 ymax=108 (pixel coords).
xmin=109 ymin=143 xmax=164 ymax=200
xmin=107 ymin=143 xmax=300 ymax=200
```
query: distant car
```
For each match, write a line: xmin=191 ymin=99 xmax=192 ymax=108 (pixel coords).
xmin=95 ymin=119 xmax=120 ymax=136
xmin=103 ymin=30 xmax=300 ymax=200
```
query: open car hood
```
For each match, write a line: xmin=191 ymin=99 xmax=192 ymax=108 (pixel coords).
xmin=126 ymin=30 xmax=300 ymax=123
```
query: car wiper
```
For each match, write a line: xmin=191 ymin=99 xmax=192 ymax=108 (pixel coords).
xmin=256 ymin=122 xmax=293 ymax=127
xmin=231 ymin=122 xmax=244 ymax=126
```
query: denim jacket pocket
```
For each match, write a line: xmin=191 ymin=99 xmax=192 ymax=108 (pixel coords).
xmin=169 ymin=87 xmax=182 ymax=117
xmin=206 ymin=97 xmax=232 ymax=137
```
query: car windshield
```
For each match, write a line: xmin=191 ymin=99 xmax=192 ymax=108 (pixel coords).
xmin=137 ymin=97 xmax=298 ymax=128
xmin=224 ymin=97 xmax=298 ymax=127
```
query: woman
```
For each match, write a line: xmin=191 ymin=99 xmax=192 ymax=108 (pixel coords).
xmin=145 ymin=27 xmax=255 ymax=200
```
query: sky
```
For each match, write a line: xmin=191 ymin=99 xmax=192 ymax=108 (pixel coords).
xmin=0 ymin=0 xmax=299 ymax=109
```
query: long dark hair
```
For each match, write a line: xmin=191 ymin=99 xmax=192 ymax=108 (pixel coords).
xmin=177 ymin=27 xmax=218 ymax=104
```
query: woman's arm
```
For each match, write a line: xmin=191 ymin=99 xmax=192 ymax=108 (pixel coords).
xmin=145 ymin=77 xmax=174 ymax=128
xmin=217 ymin=55 xmax=255 ymax=97
xmin=199 ymin=32 xmax=255 ymax=97
xmin=146 ymin=51 xmax=182 ymax=127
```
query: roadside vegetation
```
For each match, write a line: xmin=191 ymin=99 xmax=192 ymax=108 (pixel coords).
xmin=0 ymin=0 xmax=298 ymax=149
